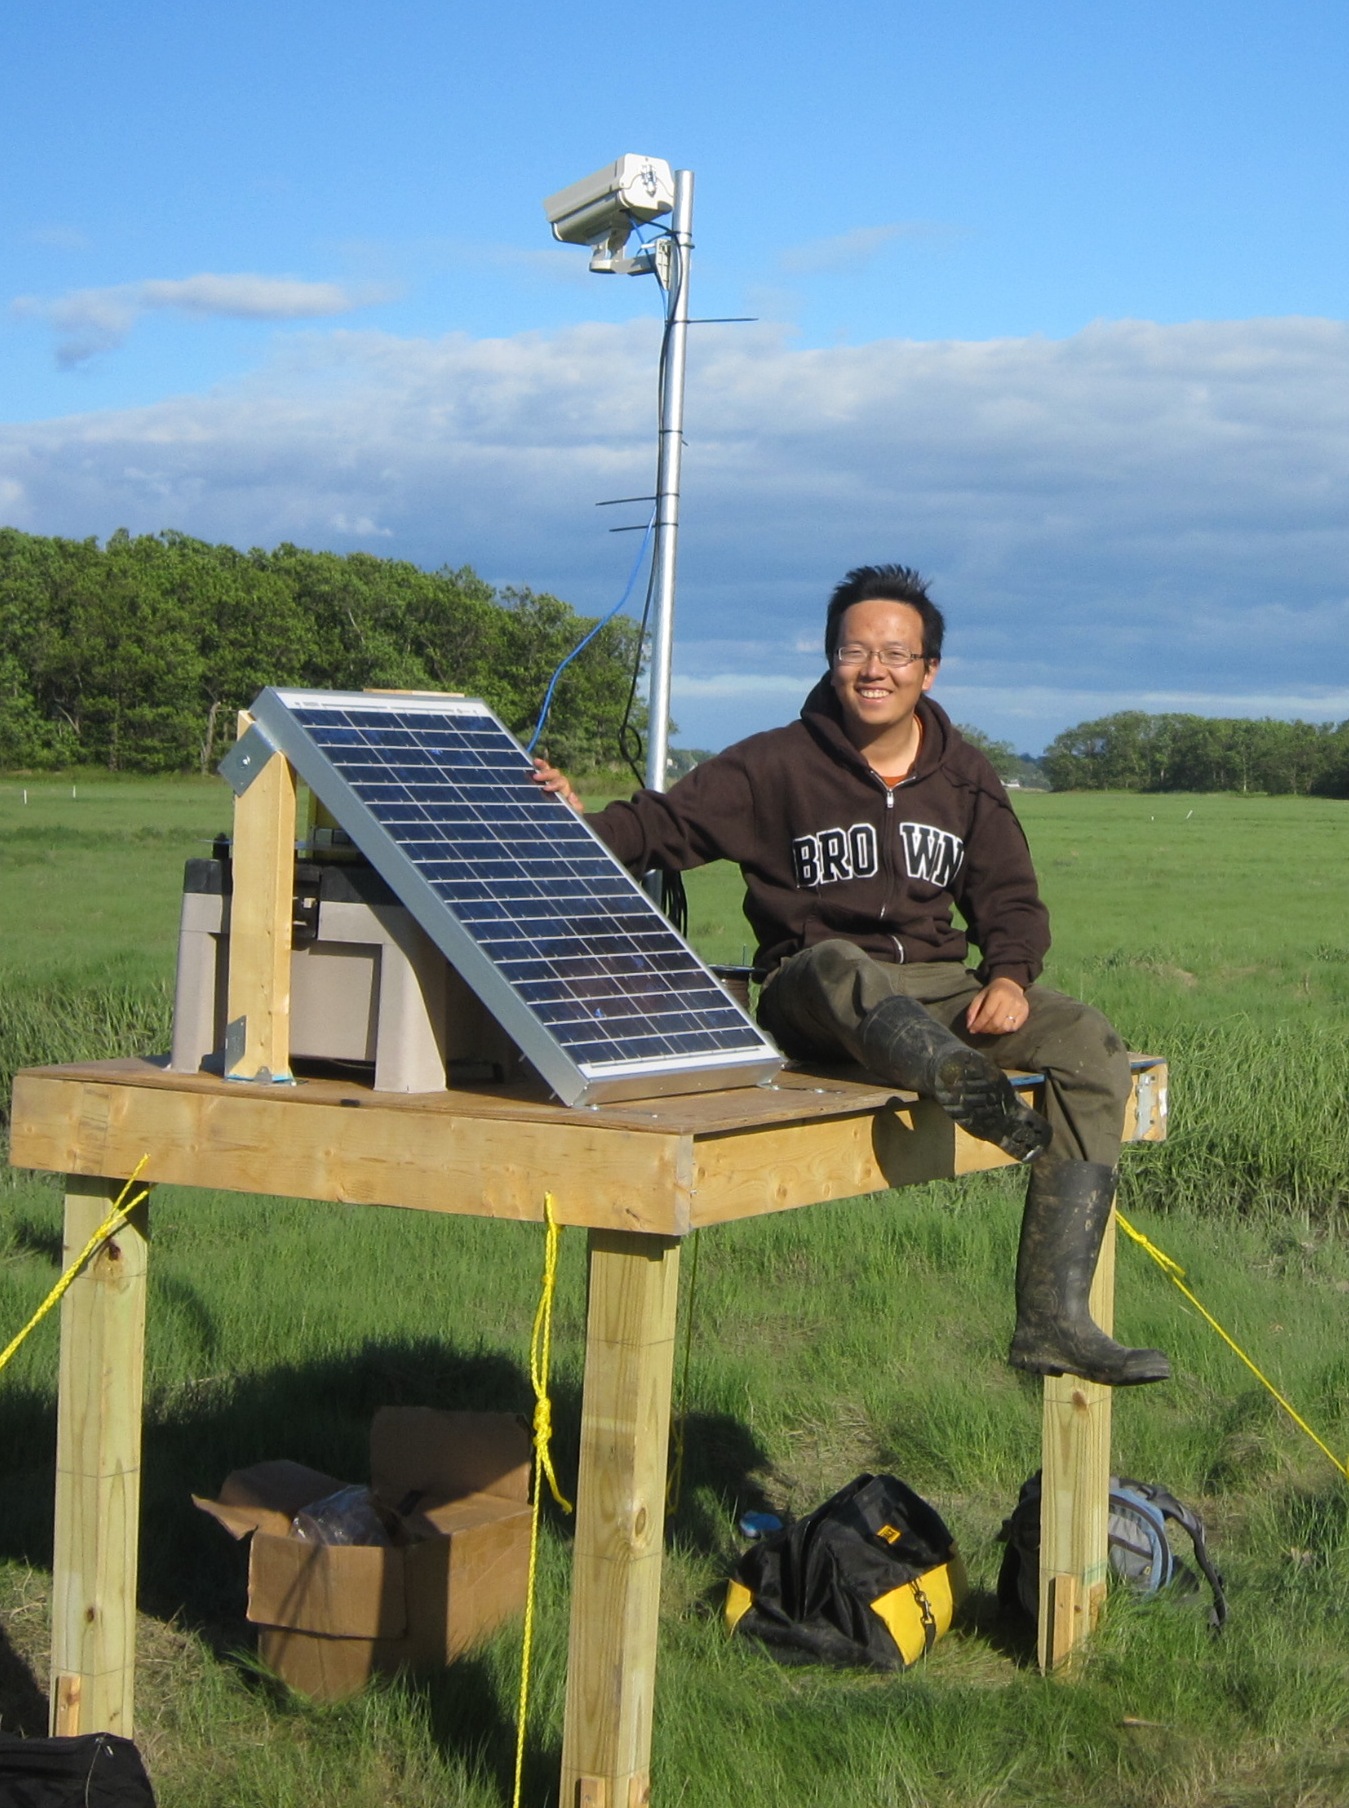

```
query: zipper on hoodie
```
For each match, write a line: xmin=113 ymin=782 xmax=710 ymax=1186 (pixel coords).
xmin=869 ymin=767 xmax=918 ymax=959
xmin=871 ymin=772 xmax=898 ymax=924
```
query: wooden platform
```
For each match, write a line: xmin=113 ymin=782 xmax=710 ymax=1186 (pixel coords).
xmin=9 ymin=1054 xmax=1166 ymax=1805
xmin=11 ymin=1053 xmax=1165 ymax=1231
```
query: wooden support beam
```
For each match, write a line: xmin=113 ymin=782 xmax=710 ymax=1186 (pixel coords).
xmin=561 ymin=1231 xmax=681 ymax=1808
xmin=12 ymin=1068 xmax=692 ymax=1233
xmin=1038 ymin=1202 xmax=1115 ymax=1672
xmin=13 ymin=1062 xmax=1167 ymax=1235
xmin=50 ymin=1175 xmax=151 ymax=1736
xmin=225 ymin=709 xmax=296 ymax=1082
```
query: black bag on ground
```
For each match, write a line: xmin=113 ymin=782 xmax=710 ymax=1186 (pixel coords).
xmin=0 ymin=1733 xmax=156 ymax=1807
xmin=997 ymin=1469 xmax=1227 ymax=1630
xmin=725 ymin=1472 xmax=967 ymax=1669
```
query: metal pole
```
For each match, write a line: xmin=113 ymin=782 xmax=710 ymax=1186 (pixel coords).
xmin=644 ymin=168 xmax=693 ymax=796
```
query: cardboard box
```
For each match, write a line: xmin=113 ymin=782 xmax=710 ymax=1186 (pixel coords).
xmin=196 ymin=1407 xmax=532 ymax=1699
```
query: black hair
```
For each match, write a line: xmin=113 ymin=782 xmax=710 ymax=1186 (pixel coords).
xmin=824 ymin=563 xmax=945 ymax=663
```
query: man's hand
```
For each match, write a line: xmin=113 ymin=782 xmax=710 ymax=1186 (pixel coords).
xmin=531 ymin=757 xmax=584 ymax=813
xmin=966 ymin=975 xmax=1028 ymax=1037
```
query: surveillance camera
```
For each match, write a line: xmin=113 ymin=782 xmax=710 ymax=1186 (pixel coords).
xmin=543 ymin=155 xmax=675 ymax=249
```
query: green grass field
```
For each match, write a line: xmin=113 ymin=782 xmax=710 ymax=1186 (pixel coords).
xmin=2 ymin=776 xmax=1348 ymax=1806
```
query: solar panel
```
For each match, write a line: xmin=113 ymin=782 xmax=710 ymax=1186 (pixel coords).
xmin=241 ymin=688 xmax=783 ymax=1105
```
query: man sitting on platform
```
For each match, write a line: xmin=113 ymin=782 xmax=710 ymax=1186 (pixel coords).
xmin=533 ymin=562 xmax=1169 ymax=1389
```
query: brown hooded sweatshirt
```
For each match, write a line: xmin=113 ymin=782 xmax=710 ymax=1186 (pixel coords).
xmin=587 ymin=681 xmax=1050 ymax=986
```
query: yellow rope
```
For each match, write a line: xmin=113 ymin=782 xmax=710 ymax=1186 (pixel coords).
xmin=1117 ymin=1209 xmax=1349 ymax=1484
xmin=666 ymin=1227 xmax=701 ymax=1515
xmin=0 ymin=1160 xmax=151 ymax=1378
xmin=512 ymin=1193 xmax=573 ymax=1808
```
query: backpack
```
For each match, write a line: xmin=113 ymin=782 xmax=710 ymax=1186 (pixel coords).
xmin=0 ymin=1733 xmax=156 ymax=1807
xmin=997 ymin=1470 xmax=1227 ymax=1631
xmin=725 ymin=1472 xmax=967 ymax=1669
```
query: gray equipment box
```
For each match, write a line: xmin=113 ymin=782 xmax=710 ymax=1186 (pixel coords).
xmin=171 ymin=856 xmax=519 ymax=1093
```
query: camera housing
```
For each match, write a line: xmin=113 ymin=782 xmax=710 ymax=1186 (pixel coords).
xmin=543 ymin=155 xmax=675 ymax=271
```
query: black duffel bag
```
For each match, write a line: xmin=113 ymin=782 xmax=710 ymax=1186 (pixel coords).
xmin=725 ymin=1472 xmax=967 ymax=1669
xmin=0 ymin=1733 xmax=156 ymax=1807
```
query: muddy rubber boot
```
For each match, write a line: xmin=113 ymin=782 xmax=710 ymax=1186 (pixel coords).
xmin=857 ymin=994 xmax=1051 ymax=1163
xmin=1009 ymin=1159 xmax=1171 ymax=1386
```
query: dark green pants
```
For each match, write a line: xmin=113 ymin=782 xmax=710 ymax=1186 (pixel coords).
xmin=757 ymin=939 xmax=1130 ymax=1167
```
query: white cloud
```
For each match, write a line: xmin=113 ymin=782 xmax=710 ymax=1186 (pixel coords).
xmin=330 ymin=511 xmax=393 ymax=537
xmin=941 ymin=684 xmax=1349 ymax=720
xmin=675 ymin=673 xmax=812 ymax=698
xmin=3 ymin=312 xmax=1349 ymax=748
xmin=778 ymin=223 xmax=955 ymax=277
xmin=13 ymin=273 xmax=389 ymax=365
xmin=26 ymin=225 xmax=92 ymax=252
xmin=137 ymin=275 xmax=372 ymax=318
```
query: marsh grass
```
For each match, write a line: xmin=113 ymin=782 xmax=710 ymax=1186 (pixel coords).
xmin=0 ymin=774 xmax=222 ymax=987
xmin=2 ymin=781 xmax=1348 ymax=1804
xmin=0 ymin=979 xmax=173 ymax=1128
xmin=4 ymin=1165 xmax=1349 ymax=1805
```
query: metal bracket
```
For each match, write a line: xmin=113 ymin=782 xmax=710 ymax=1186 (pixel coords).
xmin=588 ymin=223 xmax=659 ymax=277
xmin=223 ymin=1014 xmax=246 ymax=1074
xmin=1132 ymin=1065 xmax=1167 ymax=1140
xmin=223 ymin=1015 xmax=295 ymax=1085
xmin=219 ymin=721 xmax=279 ymax=796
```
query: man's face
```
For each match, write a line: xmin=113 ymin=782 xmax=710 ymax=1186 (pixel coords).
xmin=829 ymin=599 xmax=937 ymax=741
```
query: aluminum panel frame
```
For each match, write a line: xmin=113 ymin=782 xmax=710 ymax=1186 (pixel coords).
xmin=244 ymin=688 xmax=782 ymax=1106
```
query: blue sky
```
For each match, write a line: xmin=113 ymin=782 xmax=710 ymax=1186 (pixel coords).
xmin=5 ymin=0 xmax=1349 ymax=752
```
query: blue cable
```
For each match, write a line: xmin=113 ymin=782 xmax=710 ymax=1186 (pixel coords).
xmin=525 ymin=514 xmax=656 ymax=755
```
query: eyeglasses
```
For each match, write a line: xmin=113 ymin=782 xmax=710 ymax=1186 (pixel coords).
xmin=833 ymin=644 xmax=926 ymax=670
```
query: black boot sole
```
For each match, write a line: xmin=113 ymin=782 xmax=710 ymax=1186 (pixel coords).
xmin=931 ymin=1049 xmax=1052 ymax=1163
xmin=1008 ymin=1341 xmax=1172 ymax=1387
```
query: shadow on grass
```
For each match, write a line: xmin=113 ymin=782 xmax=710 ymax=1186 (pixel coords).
xmin=664 ymin=1407 xmax=780 ymax=1555
xmin=0 ymin=1335 xmax=775 ymax=1602
xmin=0 ymin=1334 xmax=773 ymax=1792
xmin=4 ymin=1218 xmax=63 ymax=1265
xmin=960 ymin=1583 xmax=1038 ymax=1666
xmin=0 ymin=1623 xmax=48 ymax=1737
xmin=416 ymin=1651 xmax=560 ymax=1807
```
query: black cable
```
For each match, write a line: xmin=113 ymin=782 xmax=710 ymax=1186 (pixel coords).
xmin=661 ymin=868 xmax=689 ymax=936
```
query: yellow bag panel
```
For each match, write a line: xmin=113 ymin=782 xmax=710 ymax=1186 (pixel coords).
xmin=724 ymin=1578 xmax=753 ymax=1634
xmin=869 ymin=1552 xmax=968 ymax=1665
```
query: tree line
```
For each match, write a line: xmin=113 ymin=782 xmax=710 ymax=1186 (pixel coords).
xmin=1042 ymin=710 xmax=1349 ymax=796
xmin=6 ymin=529 xmax=1345 ymax=798
xmin=951 ymin=726 xmax=1050 ymax=790
xmin=0 ymin=528 xmax=645 ymax=774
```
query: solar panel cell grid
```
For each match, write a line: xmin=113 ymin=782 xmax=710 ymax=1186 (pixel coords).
xmin=248 ymin=690 xmax=780 ymax=1103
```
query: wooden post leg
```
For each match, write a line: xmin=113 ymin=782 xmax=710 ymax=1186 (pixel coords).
xmin=225 ymin=710 xmax=296 ymax=1083
xmin=50 ymin=1175 xmax=151 ymax=1736
xmin=561 ymin=1231 xmax=681 ymax=1808
xmin=1038 ymin=1203 xmax=1115 ymax=1672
